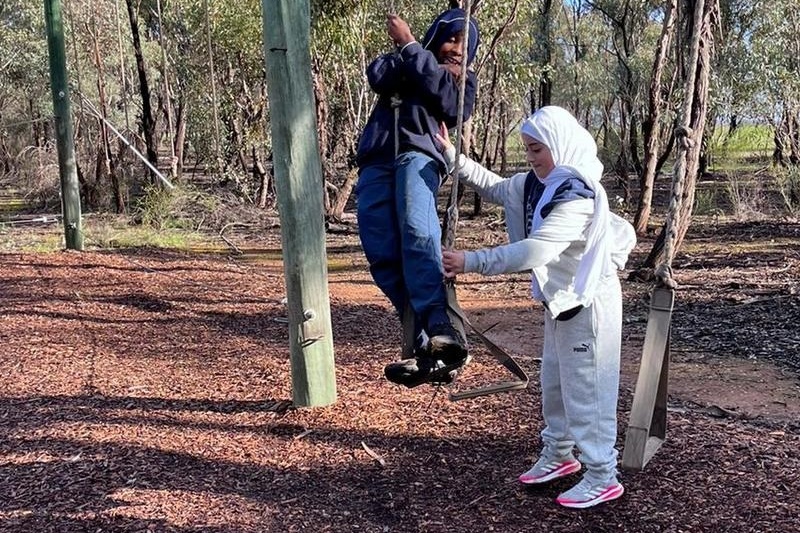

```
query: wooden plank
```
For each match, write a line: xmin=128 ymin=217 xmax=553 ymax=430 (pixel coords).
xmin=622 ymin=287 xmax=674 ymax=470
xmin=263 ymin=0 xmax=336 ymax=407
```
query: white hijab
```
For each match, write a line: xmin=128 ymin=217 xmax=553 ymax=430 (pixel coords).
xmin=520 ymin=106 xmax=632 ymax=307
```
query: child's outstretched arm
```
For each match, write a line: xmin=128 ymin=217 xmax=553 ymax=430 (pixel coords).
xmin=434 ymin=124 xmax=515 ymax=206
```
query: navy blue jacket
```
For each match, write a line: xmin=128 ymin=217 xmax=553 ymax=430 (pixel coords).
xmin=356 ymin=10 xmax=480 ymax=172
xmin=523 ymin=171 xmax=595 ymax=238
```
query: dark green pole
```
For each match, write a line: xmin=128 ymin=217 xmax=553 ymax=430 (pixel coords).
xmin=44 ymin=0 xmax=83 ymax=250
xmin=262 ymin=0 xmax=336 ymax=407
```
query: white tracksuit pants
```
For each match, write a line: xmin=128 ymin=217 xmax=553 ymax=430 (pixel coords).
xmin=539 ymin=274 xmax=622 ymax=484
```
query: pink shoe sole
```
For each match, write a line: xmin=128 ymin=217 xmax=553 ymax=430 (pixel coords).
xmin=518 ymin=459 xmax=582 ymax=485
xmin=556 ymin=483 xmax=625 ymax=509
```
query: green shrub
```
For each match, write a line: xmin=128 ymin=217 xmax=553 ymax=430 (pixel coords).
xmin=724 ymin=172 xmax=765 ymax=220
xmin=132 ymin=184 xmax=222 ymax=231
xmin=693 ymin=187 xmax=723 ymax=216
xmin=775 ymin=166 xmax=800 ymax=216
xmin=133 ymin=185 xmax=176 ymax=230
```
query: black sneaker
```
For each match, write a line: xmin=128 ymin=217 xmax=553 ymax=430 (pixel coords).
xmin=383 ymin=356 xmax=457 ymax=388
xmin=427 ymin=322 xmax=468 ymax=365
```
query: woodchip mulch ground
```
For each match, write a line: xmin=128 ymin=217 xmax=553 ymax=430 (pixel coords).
xmin=1 ymin=218 xmax=799 ymax=532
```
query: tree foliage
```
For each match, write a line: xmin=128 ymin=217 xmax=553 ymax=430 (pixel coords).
xmin=0 ymin=0 xmax=793 ymax=239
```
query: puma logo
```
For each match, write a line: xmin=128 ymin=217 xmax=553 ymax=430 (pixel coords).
xmin=573 ymin=343 xmax=590 ymax=353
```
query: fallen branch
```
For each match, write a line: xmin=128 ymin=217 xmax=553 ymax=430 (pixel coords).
xmin=360 ymin=441 xmax=386 ymax=467
xmin=219 ymin=222 xmax=253 ymax=255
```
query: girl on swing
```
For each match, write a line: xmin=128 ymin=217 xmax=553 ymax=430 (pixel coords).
xmin=437 ymin=106 xmax=636 ymax=509
xmin=355 ymin=8 xmax=480 ymax=387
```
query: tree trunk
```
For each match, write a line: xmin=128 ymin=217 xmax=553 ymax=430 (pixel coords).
xmin=156 ymin=0 xmax=176 ymax=179
xmin=477 ymin=60 xmax=500 ymax=164
xmin=615 ymin=98 xmax=630 ymax=189
xmin=536 ymin=0 xmax=553 ymax=108
xmin=205 ymin=0 xmax=223 ymax=173
xmin=330 ymin=168 xmax=358 ymax=220
xmin=635 ymin=0 xmax=676 ymax=234
xmin=88 ymin=14 xmax=124 ymax=213
xmin=258 ymin=151 xmax=273 ymax=209
xmin=125 ymin=0 xmax=159 ymax=185
xmin=311 ymin=63 xmax=332 ymax=214
xmin=29 ymin=99 xmax=43 ymax=147
xmin=251 ymin=145 xmax=269 ymax=208
xmin=643 ymin=0 xmax=717 ymax=274
xmin=790 ymin=113 xmax=800 ymax=165
xmin=114 ymin=0 xmax=131 ymax=131
xmin=173 ymin=99 xmax=187 ymax=179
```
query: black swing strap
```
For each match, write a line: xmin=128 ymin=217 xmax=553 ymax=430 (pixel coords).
xmin=445 ymin=282 xmax=529 ymax=401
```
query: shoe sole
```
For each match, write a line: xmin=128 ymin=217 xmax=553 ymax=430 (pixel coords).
xmin=518 ymin=460 xmax=581 ymax=485
xmin=384 ymin=360 xmax=459 ymax=388
xmin=556 ymin=484 xmax=624 ymax=509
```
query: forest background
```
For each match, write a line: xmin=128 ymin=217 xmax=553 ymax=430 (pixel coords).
xmin=2 ymin=3 xmax=800 ymax=531
xmin=1 ymin=0 xmax=799 ymax=259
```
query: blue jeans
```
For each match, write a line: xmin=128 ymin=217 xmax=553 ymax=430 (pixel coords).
xmin=356 ymin=152 xmax=449 ymax=334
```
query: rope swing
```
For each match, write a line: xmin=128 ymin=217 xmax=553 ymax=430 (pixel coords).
xmin=621 ymin=0 xmax=708 ymax=471
xmin=427 ymin=0 xmax=529 ymax=401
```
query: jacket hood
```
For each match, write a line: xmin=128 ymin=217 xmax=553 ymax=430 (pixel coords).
xmin=421 ymin=8 xmax=480 ymax=66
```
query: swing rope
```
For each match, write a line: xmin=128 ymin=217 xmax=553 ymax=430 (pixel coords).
xmin=442 ymin=2 xmax=469 ymax=252
xmin=621 ymin=0 xmax=707 ymax=470
xmin=440 ymin=0 xmax=528 ymax=401
xmin=387 ymin=1 xmax=527 ymax=400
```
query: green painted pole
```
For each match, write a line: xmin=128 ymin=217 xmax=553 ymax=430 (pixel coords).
xmin=44 ymin=0 xmax=83 ymax=250
xmin=262 ymin=0 xmax=336 ymax=407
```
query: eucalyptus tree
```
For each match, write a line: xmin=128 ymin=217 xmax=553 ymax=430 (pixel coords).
xmin=643 ymin=0 xmax=720 ymax=270
xmin=471 ymin=0 xmax=524 ymax=173
xmin=308 ymin=0 xmax=385 ymax=218
xmin=55 ymin=0 xmax=142 ymax=211
xmin=164 ymin=0 xmax=270 ymax=200
xmin=711 ymin=0 xmax=759 ymax=139
xmin=713 ymin=0 xmax=800 ymax=165
xmin=533 ymin=0 xmax=556 ymax=108
xmin=124 ymin=0 xmax=160 ymax=183
xmin=634 ymin=0 xmax=677 ymax=233
xmin=0 ymin=1 xmax=50 ymax=157
xmin=558 ymin=0 xmax=616 ymax=124
xmin=752 ymin=0 xmax=800 ymax=165
xmin=585 ymin=0 xmax=664 ymax=191
xmin=202 ymin=0 xmax=268 ymax=194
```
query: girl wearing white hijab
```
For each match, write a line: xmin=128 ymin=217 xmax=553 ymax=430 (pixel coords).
xmin=437 ymin=106 xmax=635 ymax=509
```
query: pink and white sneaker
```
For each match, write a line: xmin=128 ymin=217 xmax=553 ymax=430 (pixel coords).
xmin=556 ymin=478 xmax=625 ymax=509
xmin=518 ymin=456 xmax=582 ymax=485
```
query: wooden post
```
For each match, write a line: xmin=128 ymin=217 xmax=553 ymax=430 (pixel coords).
xmin=44 ymin=0 xmax=83 ymax=251
xmin=262 ymin=0 xmax=336 ymax=407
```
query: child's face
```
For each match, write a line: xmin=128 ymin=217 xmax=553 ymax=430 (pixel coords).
xmin=522 ymin=133 xmax=555 ymax=179
xmin=438 ymin=32 xmax=465 ymax=75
